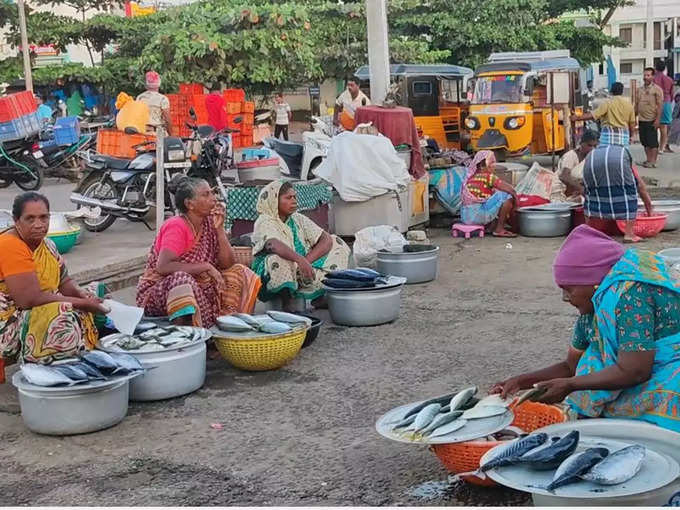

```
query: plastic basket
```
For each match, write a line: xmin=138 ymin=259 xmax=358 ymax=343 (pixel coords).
xmin=242 ymin=101 xmax=255 ymax=113
xmin=232 ymin=246 xmax=253 ymax=267
xmin=616 ymin=213 xmax=667 ymax=238
xmin=226 ymin=102 xmax=242 ymax=114
xmin=0 ymin=118 xmax=28 ymax=141
xmin=431 ymin=401 xmax=567 ymax=487
xmin=242 ymin=113 xmax=254 ymax=126
xmin=0 ymin=96 xmax=20 ymax=123
xmin=96 ymin=129 xmax=123 ymax=157
xmin=223 ymin=88 xmax=245 ymax=103
xmin=240 ymin=134 xmax=254 ymax=147
xmin=54 ymin=116 xmax=81 ymax=146
xmin=179 ymin=83 xmax=204 ymax=95
xmin=231 ymin=135 xmax=242 ymax=148
xmin=214 ymin=328 xmax=305 ymax=371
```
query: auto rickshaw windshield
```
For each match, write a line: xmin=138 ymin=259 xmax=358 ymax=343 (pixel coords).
xmin=472 ymin=74 xmax=524 ymax=104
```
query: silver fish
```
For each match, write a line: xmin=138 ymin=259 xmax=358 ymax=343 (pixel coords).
xmin=52 ymin=364 xmax=89 ymax=382
xmin=266 ymin=311 xmax=310 ymax=324
xmin=449 ymin=386 xmax=477 ymax=411
xmin=521 ymin=436 xmax=560 ymax=458
xmin=391 ymin=413 xmax=417 ymax=431
xmin=462 ymin=405 xmax=507 ymax=420
xmin=514 ymin=386 xmax=548 ymax=407
xmin=581 ymin=444 xmax=646 ymax=485
xmin=480 ymin=432 xmax=549 ymax=472
xmin=421 ymin=410 xmax=465 ymax=435
xmin=519 ymin=430 xmax=580 ymax=470
xmin=413 ymin=403 xmax=442 ymax=431
xmin=547 ymin=447 xmax=609 ymax=491
xmin=81 ymin=350 xmax=120 ymax=374
xmin=68 ymin=361 xmax=106 ymax=380
xmin=475 ymin=394 xmax=510 ymax=408
xmin=258 ymin=321 xmax=293 ymax=334
xmin=216 ymin=315 xmax=254 ymax=332
xmin=107 ymin=351 xmax=144 ymax=372
xmin=428 ymin=419 xmax=468 ymax=438
xmin=232 ymin=313 xmax=263 ymax=328
xmin=21 ymin=363 xmax=75 ymax=386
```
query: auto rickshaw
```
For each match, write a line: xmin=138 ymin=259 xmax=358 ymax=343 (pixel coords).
xmin=466 ymin=50 xmax=585 ymax=160
xmin=354 ymin=64 xmax=473 ymax=150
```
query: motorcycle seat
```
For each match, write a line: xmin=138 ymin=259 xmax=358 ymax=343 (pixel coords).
xmin=93 ymin=155 xmax=130 ymax=170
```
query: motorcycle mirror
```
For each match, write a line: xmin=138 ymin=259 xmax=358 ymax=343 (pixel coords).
xmin=234 ymin=116 xmax=243 ymax=124
xmin=189 ymin=107 xmax=197 ymax=120
xmin=124 ymin=126 xmax=140 ymax=135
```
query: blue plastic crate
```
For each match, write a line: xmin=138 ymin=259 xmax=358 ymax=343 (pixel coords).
xmin=54 ymin=116 xmax=80 ymax=146
xmin=242 ymin=147 xmax=271 ymax=161
xmin=39 ymin=138 xmax=58 ymax=149
xmin=25 ymin=112 xmax=41 ymax=133
xmin=0 ymin=118 xmax=28 ymax=141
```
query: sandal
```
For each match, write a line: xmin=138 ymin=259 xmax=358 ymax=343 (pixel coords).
xmin=492 ymin=230 xmax=517 ymax=238
xmin=623 ymin=236 xmax=644 ymax=244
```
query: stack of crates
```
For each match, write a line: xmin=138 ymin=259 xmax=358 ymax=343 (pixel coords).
xmin=222 ymin=88 xmax=253 ymax=148
xmin=167 ymin=94 xmax=191 ymax=137
xmin=0 ymin=91 xmax=39 ymax=142
xmin=96 ymin=129 xmax=155 ymax=159
xmin=53 ymin=116 xmax=81 ymax=146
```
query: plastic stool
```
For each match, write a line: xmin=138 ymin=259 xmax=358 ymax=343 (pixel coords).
xmin=452 ymin=223 xmax=485 ymax=239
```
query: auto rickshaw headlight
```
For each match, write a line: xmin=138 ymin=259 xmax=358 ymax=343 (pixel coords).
xmin=504 ymin=116 xmax=525 ymax=130
xmin=465 ymin=117 xmax=479 ymax=130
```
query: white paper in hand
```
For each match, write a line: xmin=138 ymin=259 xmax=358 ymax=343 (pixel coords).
xmin=104 ymin=299 xmax=144 ymax=335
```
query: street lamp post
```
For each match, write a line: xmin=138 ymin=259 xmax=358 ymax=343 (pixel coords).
xmin=17 ymin=0 xmax=33 ymax=92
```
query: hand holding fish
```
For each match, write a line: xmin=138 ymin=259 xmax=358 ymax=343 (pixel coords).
xmin=534 ymin=378 xmax=573 ymax=404
xmin=489 ymin=376 xmax=524 ymax=399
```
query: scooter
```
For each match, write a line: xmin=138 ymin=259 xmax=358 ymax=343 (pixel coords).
xmin=264 ymin=116 xmax=331 ymax=181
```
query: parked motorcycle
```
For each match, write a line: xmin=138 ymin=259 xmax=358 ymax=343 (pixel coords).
xmin=264 ymin=116 xmax=331 ymax=181
xmin=0 ymin=136 xmax=45 ymax=190
xmin=34 ymin=127 xmax=97 ymax=180
xmin=69 ymin=128 xmax=191 ymax=232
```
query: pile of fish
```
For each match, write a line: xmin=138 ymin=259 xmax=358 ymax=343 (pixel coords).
xmin=471 ymin=430 xmax=647 ymax=491
xmin=216 ymin=311 xmax=310 ymax=335
xmin=107 ymin=325 xmax=204 ymax=352
xmin=21 ymin=350 xmax=144 ymax=387
xmin=389 ymin=387 xmax=510 ymax=440
xmin=322 ymin=268 xmax=388 ymax=289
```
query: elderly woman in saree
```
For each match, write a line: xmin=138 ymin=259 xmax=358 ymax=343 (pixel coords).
xmin=491 ymin=225 xmax=680 ymax=432
xmin=252 ymin=180 xmax=351 ymax=310
xmin=136 ymin=178 xmax=261 ymax=327
xmin=0 ymin=192 xmax=108 ymax=364
xmin=460 ymin=150 xmax=518 ymax=238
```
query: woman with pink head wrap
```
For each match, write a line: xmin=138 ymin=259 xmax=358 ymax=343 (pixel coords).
xmin=490 ymin=224 xmax=680 ymax=432
xmin=136 ymin=71 xmax=172 ymax=135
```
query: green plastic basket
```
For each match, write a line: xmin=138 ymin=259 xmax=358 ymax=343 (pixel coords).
xmin=47 ymin=228 xmax=80 ymax=254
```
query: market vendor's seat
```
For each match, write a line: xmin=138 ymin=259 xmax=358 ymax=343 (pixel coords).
xmin=92 ymin=155 xmax=132 ymax=170
xmin=451 ymin=223 xmax=484 ymax=239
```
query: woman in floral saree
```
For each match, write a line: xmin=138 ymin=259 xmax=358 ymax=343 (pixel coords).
xmin=491 ymin=224 xmax=680 ymax=432
xmin=0 ymin=193 xmax=107 ymax=365
xmin=136 ymin=178 xmax=261 ymax=327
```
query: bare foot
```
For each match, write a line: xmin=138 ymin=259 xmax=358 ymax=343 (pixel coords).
xmin=492 ymin=229 xmax=517 ymax=238
xmin=623 ymin=235 xmax=644 ymax=244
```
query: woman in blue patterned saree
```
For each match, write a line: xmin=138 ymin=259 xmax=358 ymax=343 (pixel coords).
xmin=491 ymin=224 xmax=680 ymax=432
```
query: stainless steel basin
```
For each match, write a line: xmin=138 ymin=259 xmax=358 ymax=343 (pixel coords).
xmin=517 ymin=208 xmax=572 ymax=237
xmin=640 ymin=200 xmax=680 ymax=231
xmin=377 ymin=245 xmax=439 ymax=284
xmin=327 ymin=284 xmax=403 ymax=326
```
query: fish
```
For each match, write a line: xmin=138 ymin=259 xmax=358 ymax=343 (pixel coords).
xmin=449 ymin=386 xmax=478 ymax=412
xmin=462 ymin=405 xmax=507 ymax=420
xmin=52 ymin=364 xmax=90 ymax=382
xmin=480 ymin=433 xmax=550 ymax=472
xmin=475 ymin=394 xmax=511 ymax=408
xmin=107 ymin=351 xmax=144 ymax=372
xmin=581 ymin=444 xmax=646 ymax=485
xmin=116 ymin=336 xmax=147 ymax=351
xmin=67 ymin=361 xmax=106 ymax=380
xmin=322 ymin=278 xmax=376 ymax=289
xmin=547 ymin=447 xmax=610 ymax=491
xmin=216 ymin=315 xmax=254 ymax=332
xmin=513 ymin=386 xmax=548 ymax=407
xmin=354 ymin=267 xmax=382 ymax=278
xmin=232 ymin=313 xmax=263 ymax=328
xmin=81 ymin=350 xmax=120 ymax=374
xmin=428 ymin=419 xmax=468 ymax=438
xmin=519 ymin=430 xmax=580 ymax=470
xmin=413 ymin=403 xmax=442 ymax=432
xmin=521 ymin=436 xmax=560 ymax=458
xmin=395 ymin=392 xmax=460 ymax=422
xmin=266 ymin=311 xmax=310 ymax=324
xmin=258 ymin=321 xmax=293 ymax=334
xmin=21 ymin=363 xmax=76 ymax=386
xmin=391 ymin=414 xmax=417 ymax=431
xmin=326 ymin=269 xmax=377 ymax=282
xmin=420 ymin=410 xmax=465 ymax=435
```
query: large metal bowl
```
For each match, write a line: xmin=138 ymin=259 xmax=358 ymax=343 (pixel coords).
xmin=377 ymin=245 xmax=440 ymax=284
xmin=517 ymin=208 xmax=572 ymax=237
xmin=640 ymin=200 xmax=680 ymax=231
xmin=326 ymin=284 xmax=404 ymax=327
xmin=12 ymin=372 xmax=130 ymax=436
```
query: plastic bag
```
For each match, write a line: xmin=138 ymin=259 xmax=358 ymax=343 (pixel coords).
xmin=514 ymin=162 xmax=555 ymax=200
xmin=353 ymin=225 xmax=407 ymax=269
xmin=115 ymin=92 xmax=149 ymax=135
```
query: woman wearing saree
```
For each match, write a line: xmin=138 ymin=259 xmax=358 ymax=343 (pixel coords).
xmin=0 ymin=193 xmax=107 ymax=365
xmin=491 ymin=225 xmax=680 ymax=432
xmin=252 ymin=180 xmax=351 ymax=310
xmin=136 ymin=178 xmax=261 ymax=327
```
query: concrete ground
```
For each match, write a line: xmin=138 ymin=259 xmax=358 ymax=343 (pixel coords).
xmin=0 ymin=147 xmax=679 ymax=505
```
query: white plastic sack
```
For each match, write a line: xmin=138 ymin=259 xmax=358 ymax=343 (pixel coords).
xmin=353 ymin=225 xmax=407 ymax=269
xmin=514 ymin=161 xmax=555 ymax=200
xmin=315 ymin=131 xmax=410 ymax=202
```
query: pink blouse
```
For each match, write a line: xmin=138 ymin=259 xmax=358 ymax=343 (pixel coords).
xmin=154 ymin=216 xmax=194 ymax=256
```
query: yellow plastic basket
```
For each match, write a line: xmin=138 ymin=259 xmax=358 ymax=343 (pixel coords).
xmin=213 ymin=327 xmax=305 ymax=371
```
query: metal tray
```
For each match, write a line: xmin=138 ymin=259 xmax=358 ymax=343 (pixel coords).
xmin=483 ymin=436 xmax=680 ymax=499
xmin=211 ymin=316 xmax=308 ymax=340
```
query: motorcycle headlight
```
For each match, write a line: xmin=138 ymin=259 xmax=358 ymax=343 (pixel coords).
xmin=167 ymin=149 xmax=185 ymax=161
xmin=504 ymin=116 xmax=526 ymax=130
xmin=465 ymin=117 xmax=479 ymax=130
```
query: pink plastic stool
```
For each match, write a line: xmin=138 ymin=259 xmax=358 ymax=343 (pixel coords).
xmin=451 ymin=223 xmax=485 ymax=239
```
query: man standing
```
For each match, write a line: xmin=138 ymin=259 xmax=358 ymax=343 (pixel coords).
xmin=571 ymin=82 xmax=635 ymax=147
xmin=636 ymin=67 xmax=663 ymax=168
xmin=34 ymin=95 xmax=53 ymax=124
xmin=653 ymin=61 xmax=675 ymax=153
xmin=333 ymin=78 xmax=370 ymax=131
xmin=272 ymin=93 xmax=292 ymax=141
xmin=137 ymin=71 xmax=172 ymax=135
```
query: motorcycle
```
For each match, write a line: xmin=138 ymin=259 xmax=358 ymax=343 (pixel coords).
xmin=69 ymin=128 xmax=191 ymax=232
xmin=264 ymin=116 xmax=331 ymax=181
xmin=34 ymin=126 xmax=97 ymax=180
xmin=0 ymin=136 xmax=45 ymax=190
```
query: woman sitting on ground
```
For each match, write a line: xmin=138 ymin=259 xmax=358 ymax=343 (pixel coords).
xmin=136 ymin=178 xmax=261 ymax=326
xmin=460 ymin=150 xmax=518 ymax=238
xmin=491 ymin=225 xmax=680 ymax=432
xmin=0 ymin=192 xmax=108 ymax=364
xmin=252 ymin=180 xmax=351 ymax=311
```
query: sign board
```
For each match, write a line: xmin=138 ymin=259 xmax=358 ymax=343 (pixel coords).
xmin=308 ymin=86 xmax=320 ymax=96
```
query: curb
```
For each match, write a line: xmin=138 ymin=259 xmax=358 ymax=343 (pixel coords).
xmin=72 ymin=255 xmax=147 ymax=292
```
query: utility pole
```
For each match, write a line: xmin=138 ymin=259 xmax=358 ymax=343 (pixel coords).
xmin=17 ymin=0 xmax=33 ymax=92
xmin=365 ymin=0 xmax=390 ymax=105
xmin=155 ymin=126 xmax=165 ymax=234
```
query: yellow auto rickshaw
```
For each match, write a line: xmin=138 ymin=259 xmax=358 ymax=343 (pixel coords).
xmin=355 ymin=64 xmax=473 ymax=150
xmin=466 ymin=50 xmax=585 ymax=160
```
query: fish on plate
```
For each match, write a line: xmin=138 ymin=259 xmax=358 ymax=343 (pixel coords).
xmin=258 ymin=321 xmax=293 ymax=334
xmin=546 ymin=447 xmax=609 ymax=491
xmin=413 ymin=403 xmax=442 ymax=432
xmin=107 ymin=351 xmax=145 ymax=372
xmin=216 ymin=315 xmax=254 ymax=332
xmin=52 ymin=364 xmax=89 ymax=382
xmin=581 ymin=444 xmax=646 ymax=485
xmin=81 ymin=350 xmax=121 ymax=374
xmin=461 ymin=405 xmax=507 ymax=420
xmin=420 ymin=410 xmax=464 ymax=436
xmin=518 ymin=430 xmax=580 ymax=470
xmin=428 ymin=419 xmax=468 ymax=438
xmin=68 ymin=361 xmax=107 ymax=380
xmin=266 ymin=311 xmax=311 ymax=325
xmin=21 ymin=363 xmax=76 ymax=386
xmin=232 ymin=313 xmax=263 ymax=328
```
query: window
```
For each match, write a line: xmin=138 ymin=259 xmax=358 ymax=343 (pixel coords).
xmin=620 ymin=62 xmax=633 ymax=74
xmin=619 ymin=26 xmax=632 ymax=45
xmin=412 ymin=81 xmax=432 ymax=96
xmin=472 ymin=74 xmax=523 ymax=104
xmin=598 ymin=63 xmax=604 ymax=75
xmin=654 ymin=21 xmax=662 ymax=50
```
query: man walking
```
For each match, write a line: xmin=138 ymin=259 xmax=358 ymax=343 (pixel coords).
xmin=653 ymin=61 xmax=675 ymax=153
xmin=571 ymin=82 xmax=635 ymax=147
xmin=636 ymin=67 xmax=663 ymax=168
xmin=273 ymin=93 xmax=292 ymax=141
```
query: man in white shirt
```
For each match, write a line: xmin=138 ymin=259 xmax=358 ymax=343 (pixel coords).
xmin=136 ymin=71 xmax=172 ymax=135
xmin=273 ymin=93 xmax=292 ymax=140
xmin=333 ymin=78 xmax=370 ymax=131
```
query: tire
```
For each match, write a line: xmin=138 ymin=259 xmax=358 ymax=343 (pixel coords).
xmin=79 ymin=175 xmax=118 ymax=232
xmin=308 ymin=157 xmax=322 ymax=179
xmin=14 ymin=157 xmax=43 ymax=191
xmin=0 ymin=177 xmax=11 ymax=188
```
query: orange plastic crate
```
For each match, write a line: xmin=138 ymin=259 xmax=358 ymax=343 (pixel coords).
xmin=96 ymin=129 xmax=123 ymax=156
xmin=242 ymin=101 xmax=255 ymax=113
xmin=240 ymin=124 xmax=253 ymax=135
xmin=240 ymin=134 xmax=253 ymax=147
xmin=179 ymin=83 xmax=204 ymax=95
xmin=223 ymin=88 xmax=245 ymax=103
xmin=242 ymin=113 xmax=254 ymax=126
xmin=231 ymin=135 xmax=241 ymax=148
xmin=226 ymin=102 xmax=242 ymax=114
xmin=119 ymin=132 xmax=155 ymax=159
